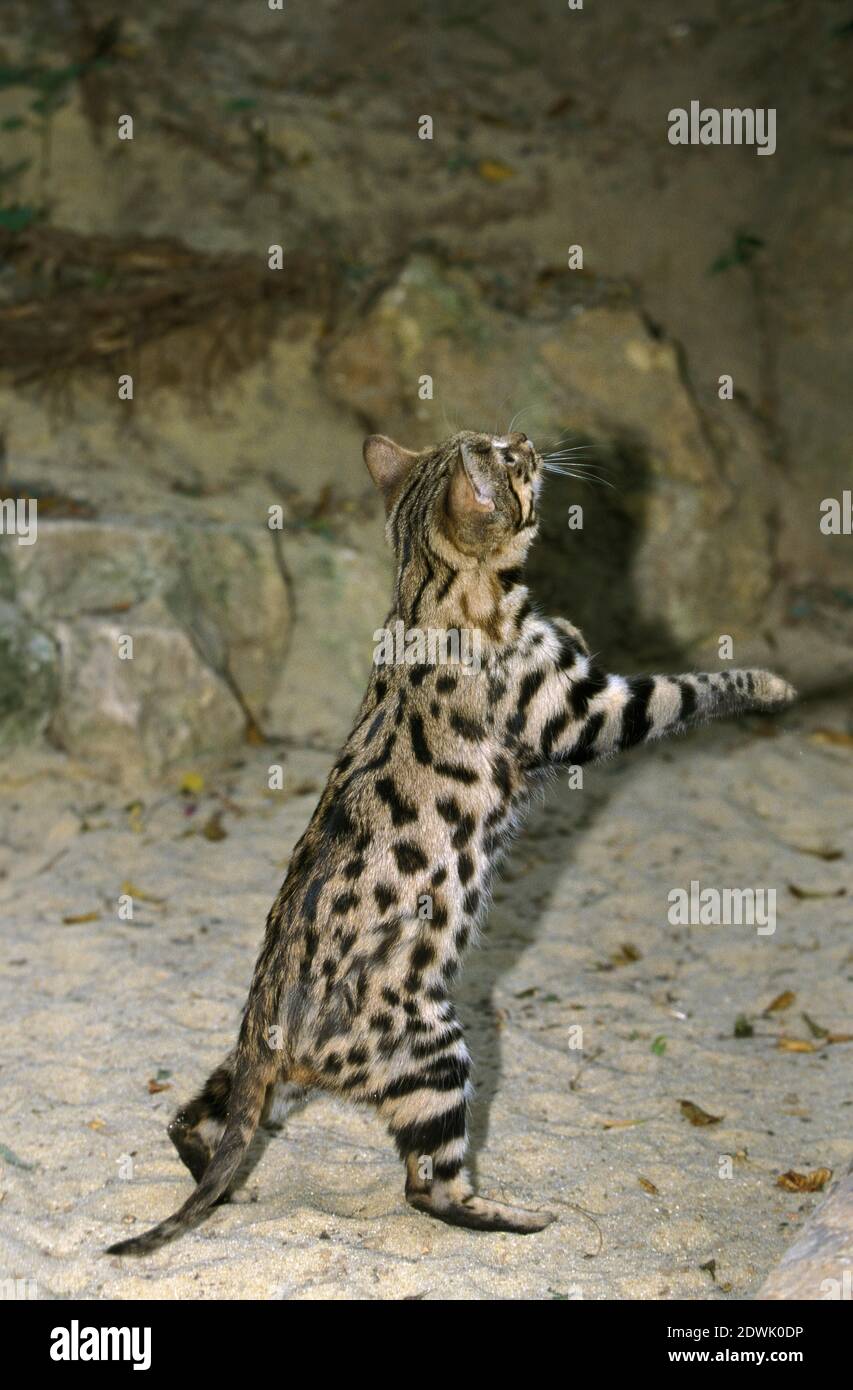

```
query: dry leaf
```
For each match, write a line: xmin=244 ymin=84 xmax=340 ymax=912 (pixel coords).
xmin=638 ymin=1176 xmax=659 ymax=1194
xmin=776 ymin=1168 xmax=832 ymax=1193
xmin=121 ymin=880 xmax=166 ymax=905
xmin=147 ymin=1078 xmax=171 ymax=1094
xmin=202 ymin=811 xmax=228 ymax=841
xmin=611 ymin=942 xmax=642 ymax=966
xmin=87 ymin=1119 xmax=106 ymax=1131
xmin=764 ymin=990 xmax=796 ymax=1014
xmin=62 ymin=910 xmax=101 ymax=925
xmin=788 ymin=883 xmax=846 ymax=900
xmin=679 ymin=1099 xmax=723 ymax=1126
xmin=777 ymin=1037 xmax=818 ymax=1053
xmin=809 ymin=728 xmax=853 ymax=749
xmin=828 ymin=1032 xmax=853 ymax=1045
xmin=179 ymin=772 xmax=205 ymax=795
xmin=546 ymin=94 xmax=575 ymax=118
xmin=478 ymin=159 xmax=515 ymax=182
xmin=801 ymin=1012 xmax=829 ymax=1040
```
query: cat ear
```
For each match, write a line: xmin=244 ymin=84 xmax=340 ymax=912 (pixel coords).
xmin=363 ymin=435 xmax=417 ymax=505
xmin=448 ymin=442 xmax=496 ymax=520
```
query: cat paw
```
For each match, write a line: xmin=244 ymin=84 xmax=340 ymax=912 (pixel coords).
xmin=407 ymin=1189 xmax=556 ymax=1233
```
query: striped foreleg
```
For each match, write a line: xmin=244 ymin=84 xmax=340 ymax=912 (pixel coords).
xmin=534 ymin=666 xmax=796 ymax=768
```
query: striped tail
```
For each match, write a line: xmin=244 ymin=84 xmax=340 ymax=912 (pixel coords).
xmin=106 ymin=1047 xmax=273 ymax=1257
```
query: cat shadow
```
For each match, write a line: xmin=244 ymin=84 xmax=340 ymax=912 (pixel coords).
xmin=457 ymin=768 xmax=620 ymax=1192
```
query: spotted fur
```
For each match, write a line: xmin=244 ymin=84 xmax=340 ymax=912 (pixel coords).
xmin=107 ymin=429 xmax=795 ymax=1254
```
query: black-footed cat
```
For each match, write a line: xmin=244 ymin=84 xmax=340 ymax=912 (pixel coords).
xmin=108 ymin=430 xmax=795 ymax=1254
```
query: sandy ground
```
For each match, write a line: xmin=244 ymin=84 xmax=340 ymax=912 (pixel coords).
xmin=0 ymin=698 xmax=850 ymax=1301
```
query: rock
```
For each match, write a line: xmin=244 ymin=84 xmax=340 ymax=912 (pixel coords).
xmin=162 ymin=524 xmax=292 ymax=718
xmin=9 ymin=519 xmax=291 ymax=777
xmin=757 ymin=1162 xmax=853 ymax=1300
xmin=534 ymin=306 xmax=774 ymax=654
xmin=325 ymin=255 xmax=775 ymax=659
xmin=49 ymin=601 xmax=244 ymax=780
xmin=0 ymin=600 xmax=59 ymax=747
xmin=268 ymin=530 xmax=392 ymax=746
xmin=325 ymin=254 xmax=489 ymax=431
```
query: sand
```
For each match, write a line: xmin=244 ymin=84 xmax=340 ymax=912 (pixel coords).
xmin=0 ymin=698 xmax=850 ymax=1300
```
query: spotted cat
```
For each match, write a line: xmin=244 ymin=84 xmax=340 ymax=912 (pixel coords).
xmin=107 ymin=430 xmax=795 ymax=1253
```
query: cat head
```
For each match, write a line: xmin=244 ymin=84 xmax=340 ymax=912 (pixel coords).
xmin=364 ymin=430 xmax=542 ymax=569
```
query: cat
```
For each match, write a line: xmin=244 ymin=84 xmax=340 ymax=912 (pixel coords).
xmin=107 ymin=429 xmax=795 ymax=1253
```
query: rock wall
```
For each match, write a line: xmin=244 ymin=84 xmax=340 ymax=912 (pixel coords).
xmin=0 ymin=0 xmax=850 ymax=777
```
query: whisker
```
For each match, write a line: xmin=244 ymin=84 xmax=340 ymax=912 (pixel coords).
xmin=542 ymin=462 xmax=616 ymax=489
xmin=543 ymin=445 xmax=603 ymax=458
xmin=507 ymin=405 xmax=538 ymax=436
xmin=541 ymin=431 xmax=602 ymax=454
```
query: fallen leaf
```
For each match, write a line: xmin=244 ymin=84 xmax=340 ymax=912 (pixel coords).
xmin=478 ymin=158 xmax=515 ymax=182
xmin=734 ymin=1014 xmax=754 ymax=1038
xmin=776 ymin=1168 xmax=832 ymax=1193
xmin=801 ymin=1011 xmax=829 ymax=1040
xmin=700 ymin=1258 xmax=717 ymax=1281
xmin=791 ymin=846 xmax=844 ymax=862
xmin=809 ymin=728 xmax=853 ymax=749
xmin=679 ymin=1100 xmax=723 ymax=1126
xmin=87 ymin=1119 xmax=106 ymax=1131
xmin=777 ymin=1037 xmax=818 ymax=1053
xmin=788 ymin=883 xmax=846 ymax=900
xmin=179 ymin=771 xmax=205 ymax=795
xmin=121 ymin=880 xmax=166 ymax=905
xmin=764 ymin=990 xmax=796 ymax=1014
xmin=828 ymin=1032 xmax=853 ymax=1045
xmin=546 ymin=94 xmax=576 ymax=117
xmin=202 ymin=811 xmax=228 ymax=841
xmin=638 ymin=1176 xmax=659 ymax=1194
xmin=147 ymin=1078 xmax=172 ymax=1094
xmin=611 ymin=942 xmax=642 ymax=966
xmin=62 ymin=910 xmax=101 ymax=925
xmin=651 ymin=1035 xmax=667 ymax=1056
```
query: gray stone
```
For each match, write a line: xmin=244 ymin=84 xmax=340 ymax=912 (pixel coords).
xmin=0 ymin=600 xmax=59 ymax=748
xmin=49 ymin=599 xmax=244 ymax=779
xmin=10 ymin=519 xmax=291 ymax=776
xmin=268 ymin=530 xmax=392 ymax=747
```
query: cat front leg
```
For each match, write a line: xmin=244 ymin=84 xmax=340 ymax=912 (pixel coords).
xmin=523 ymin=662 xmax=795 ymax=769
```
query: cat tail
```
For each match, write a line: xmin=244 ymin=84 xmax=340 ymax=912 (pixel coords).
xmin=105 ymin=1036 xmax=276 ymax=1257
